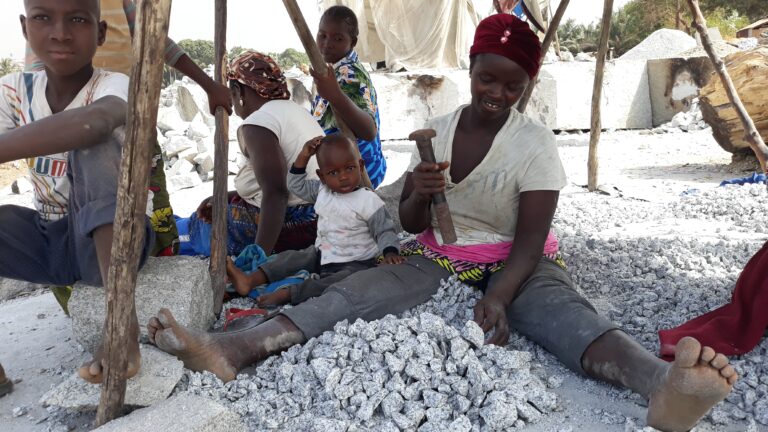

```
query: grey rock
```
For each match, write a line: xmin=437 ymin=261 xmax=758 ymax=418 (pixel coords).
xmin=381 ymin=391 xmax=405 ymax=418
xmin=41 ymin=345 xmax=183 ymax=410
xmin=0 ymin=278 xmax=45 ymax=302
xmin=69 ymin=256 xmax=214 ymax=353
xmin=93 ymin=394 xmax=244 ymax=432
xmin=460 ymin=321 xmax=484 ymax=348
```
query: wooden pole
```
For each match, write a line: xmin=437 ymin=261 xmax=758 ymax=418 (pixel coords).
xmin=210 ymin=0 xmax=229 ymax=316
xmin=95 ymin=0 xmax=172 ymax=425
xmin=282 ymin=0 xmax=373 ymax=189
xmin=549 ymin=0 xmax=562 ymax=57
xmin=686 ymin=0 xmax=768 ymax=175
xmin=587 ymin=0 xmax=613 ymax=192
xmin=516 ymin=0 xmax=571 ymax=113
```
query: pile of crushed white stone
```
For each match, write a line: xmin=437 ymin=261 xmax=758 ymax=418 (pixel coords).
xmin=170 ymin=180 xmax=768 ymax=431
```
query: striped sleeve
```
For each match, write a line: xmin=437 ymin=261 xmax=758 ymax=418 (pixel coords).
xmin=123 ymin=0 xmax=186 ymax=66
xmin=0 ymin=76 xmax=20 ymax=132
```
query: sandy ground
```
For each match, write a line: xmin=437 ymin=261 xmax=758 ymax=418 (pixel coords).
xmin=0 ymin=128 xmax=765 ymax=431
xmin=0 ymin=162 xmax=26 ymax=190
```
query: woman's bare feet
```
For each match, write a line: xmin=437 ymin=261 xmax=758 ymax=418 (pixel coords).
xmin=256 ymin=287 xmax=291 ymax=307
xmin=226 ymin=258 xmax=266 ymax=296
xmin=147 ymin=308 xmax=238 ymax=382
xmin=647 ymin=337 xmax=737 ymax=432
xmin=78 ymin=313 xmax=141 ymax=384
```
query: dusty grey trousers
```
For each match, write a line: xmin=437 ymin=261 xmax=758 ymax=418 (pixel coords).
xmin=260 ymin=246 xmax=376 ymax=305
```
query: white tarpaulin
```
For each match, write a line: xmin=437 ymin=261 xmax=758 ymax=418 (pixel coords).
xmin=320 ymin=0 xmax=548 ymax=70
xmin=322 ymin=0 xmax=479 ymax=69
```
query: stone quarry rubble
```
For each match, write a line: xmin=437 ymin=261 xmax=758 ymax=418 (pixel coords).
xmin=170 ymin=180 xmax=768 ymax=431
xmin=181 ymin=280 xmax=560 ymax=432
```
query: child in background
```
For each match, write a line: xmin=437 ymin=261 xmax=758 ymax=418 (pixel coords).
xmin=226 ymin=134 xmax=403 ymax=305
xmin=311 ymin=5 xmax=386 ymax=188
xmin=0 ymin=0 xmax=152 ymax=383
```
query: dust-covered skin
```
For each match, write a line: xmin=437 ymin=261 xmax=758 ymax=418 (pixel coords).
xmin=148 ymin=308 xmax=305 ymax=383
xmin=77 ymin=311 xmax=140 ymax=384
xmin=647 ymin=337 xmax=737 ymax=431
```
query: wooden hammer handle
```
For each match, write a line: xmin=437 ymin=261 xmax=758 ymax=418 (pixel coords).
xmin=409 ymin=129 xmax=457 ymax=244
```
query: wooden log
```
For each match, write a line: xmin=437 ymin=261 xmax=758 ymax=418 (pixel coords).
xmin=210 ymin=0 xmax=229 ymax=316
xmin=687 ymin=0 xmax=768 ymax=175
xmin=95 ymin=0 xmax=172 ymax=425
xmin=282 ymin=0 xmax=373 ymax=189
xmin=516 ymin=0 xmax=571 ymax=113
xmin=698 ymin=48 xmax=768 ymax=167
xmin=587 ymin=0 xmax=613 ymax=192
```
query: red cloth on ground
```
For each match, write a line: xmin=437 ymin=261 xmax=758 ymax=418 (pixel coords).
xmin=658 ymin=241 xmax=768 ymax=360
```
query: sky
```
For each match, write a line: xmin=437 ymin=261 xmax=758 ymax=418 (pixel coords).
xmin=0 ymin=0 xmax=633 ymax=61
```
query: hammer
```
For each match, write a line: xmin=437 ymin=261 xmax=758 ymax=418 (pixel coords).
xmin=409 ymin=129 xmax=457 ymax=244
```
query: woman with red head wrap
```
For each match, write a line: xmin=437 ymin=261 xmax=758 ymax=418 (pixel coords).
xmin=150 ymin=19 xmax=735 ymax=432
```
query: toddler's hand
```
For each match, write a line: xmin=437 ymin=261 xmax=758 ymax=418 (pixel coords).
xmin=381 ymin=253 xmax=406 ymax=265
xmin=300 ymin=136 xmax=323 ymax=159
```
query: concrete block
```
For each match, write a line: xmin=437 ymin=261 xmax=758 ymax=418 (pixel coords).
xmin=157 ymin=107 xmax=188 ymax=134
xmin=40 ymin=345 xmax=184 ymax=410
xmin=93 ymin=394 xmax=245 ymax=432
xmin=0 ymin=278 xmax=45 ymax=302
xmin=528 ymin=60 xmax=652 ymax=130
xmin=175 ymin=85 xmax=208 ymax=122
xmin=647 ymin=57 xmax=715 ymax=126
xmin=372 ymin=71 xmax=472 ymax=140
xmin=69 ymin=256 xmax=214 ymax=353
xmin=166 ymin=172 xmax=203 ymax=193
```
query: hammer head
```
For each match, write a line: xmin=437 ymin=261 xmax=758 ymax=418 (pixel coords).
xmin=408 ymin=128 xmax=437 ymax=142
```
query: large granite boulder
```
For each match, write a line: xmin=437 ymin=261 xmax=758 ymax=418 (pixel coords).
xmin=69 ymin=256 xmax=215 ymax=353
xmin=93 ymin=394 xmax=245 ymax=432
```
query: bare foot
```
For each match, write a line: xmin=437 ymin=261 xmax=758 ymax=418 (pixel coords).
xmin=147 ymin=308 xmax=238 ymax=382
xmin=78 ymin=314 xmax=141 ymax=384
xmin=647 ymin=337 xmax=737 ymax=432
xmin=256 ymin=288 xmax=291 ymax=307
xmin=226 ymin=258 xmax=265 ymax=296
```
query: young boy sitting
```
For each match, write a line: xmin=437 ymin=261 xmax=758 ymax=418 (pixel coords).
xmin=0 ymin=0 xmax=152 ymax=383
xmin=226 ymin=134 xmax=403 ymax=305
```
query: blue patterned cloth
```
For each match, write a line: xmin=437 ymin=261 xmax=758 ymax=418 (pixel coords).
xmin=311 ymin=50 xmax=386 ymax=188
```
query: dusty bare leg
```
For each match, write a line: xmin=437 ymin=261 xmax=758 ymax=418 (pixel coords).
xmin=256 ymin=288 xmax=291 ymax=307
xmin=582 ymin=331 xmax=736 ymax=432
xmin=78 ymin=224 xmax=141 ymax=384
xmin=147 ymin=308 xmax=305 ymax=382
xmin=226 ymin=258 xmax=268 ymax=296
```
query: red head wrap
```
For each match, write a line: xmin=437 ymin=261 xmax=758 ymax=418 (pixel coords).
xmin=469 ymin=14 xmax=541 ymax=79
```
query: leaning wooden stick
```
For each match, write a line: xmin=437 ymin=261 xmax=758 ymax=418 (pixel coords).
xmin=517 ymin=0 xmax=571 ymax=113
xmin=686 ymin=0 xmax=768 ymax=175
xmin=409 ymin=129 xmax=457 ymax=244
xmin=281 ymin=0 xmax=373 ymax=189
xmin=587 ymin=0 xmax=613 ymax=192
xmin=210 ymin=0 xmax=229 ymax=316
xmin=96 ymin=0 xmax=172 ymax=426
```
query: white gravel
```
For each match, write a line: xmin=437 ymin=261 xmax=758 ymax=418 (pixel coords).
xmin=176 ymin=129 xmax=768 ymax=431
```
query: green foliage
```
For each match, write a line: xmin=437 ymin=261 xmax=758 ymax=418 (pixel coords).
xmin=0 ymin=58 xmax=20 ymax=77
xmin=177 ymin=39 xmax=215 ymax=67
xmin=703 ymin=7 xmax=751 ymax=37
xmin=557 ymin=0 xmax=764 ymax=58
xmin=271 ymin=48 xmax=310 ymax=70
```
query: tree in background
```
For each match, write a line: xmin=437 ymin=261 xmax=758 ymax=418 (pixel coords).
xmin=177 ymin=39 xmax=215 ymax=68
xmin=0 ymin=58 xmax=20 ymax=77
xmin=557 ymin=0 xmax=759 ymax=58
